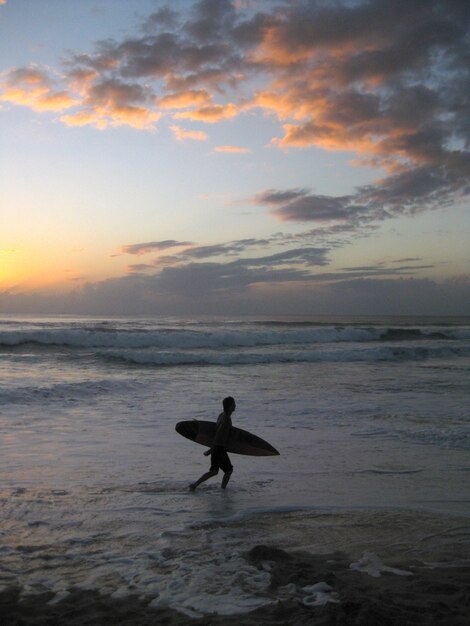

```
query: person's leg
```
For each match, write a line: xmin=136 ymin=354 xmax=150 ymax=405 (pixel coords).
xmin=220 ymin=451 xmax=233 ymax=489
xmin=189 ymin=469 xmax=218 ymax=491
xmin=221 ymin=469 xmax=232 ymax=489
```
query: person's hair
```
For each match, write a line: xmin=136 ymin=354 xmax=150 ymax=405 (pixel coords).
xmin=223 ymin=396 xmax=235 ymax=411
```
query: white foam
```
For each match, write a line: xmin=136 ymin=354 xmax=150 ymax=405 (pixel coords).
xmin=47 ymin=590 xmax=70 ymax=605
xmin=302 ymin=582 xmax=340 ymax=606
xmin=0 ymin=325 xmax=379 ymax=350
xmin=350 ymin=552 xmax=412 ymax=578
xmin=1 ymin=324 xmax=467 ymax=351
xmin=144 ymin=549 xmax=272 ymax=617
xmin=13 ymin=525 xmax=276 ymax=618
xmin=278 ymin=581 xmax=339 ymax=607
xmin=2 ymin=322 xmax=469 ymax=375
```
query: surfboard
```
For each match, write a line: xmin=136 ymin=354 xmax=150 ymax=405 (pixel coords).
xmin=175 ymin=420 xmax=279 ymax=456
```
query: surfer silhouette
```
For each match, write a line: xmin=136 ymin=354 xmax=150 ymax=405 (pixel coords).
xmin=189 ymin=396 xmax=235 ymax=491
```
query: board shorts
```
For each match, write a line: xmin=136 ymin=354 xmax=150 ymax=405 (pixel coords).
xmin=210 ymin=445 xmax=233 ymax=473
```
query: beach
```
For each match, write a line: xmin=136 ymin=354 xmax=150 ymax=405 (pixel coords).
xmin=2 ymin=509 xmax=470 ymax=625
xmin=1 ymin=315 xmax=470 ymax=623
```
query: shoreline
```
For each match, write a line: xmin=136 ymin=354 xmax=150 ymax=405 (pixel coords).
xmin=2 ymin=544 xmax=469 ymax=625
xmin=2 ymin=507 xmax=470 ymax=625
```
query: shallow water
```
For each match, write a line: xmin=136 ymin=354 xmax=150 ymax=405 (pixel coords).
xmin=1 ymin=314 xmax=469 ymax=615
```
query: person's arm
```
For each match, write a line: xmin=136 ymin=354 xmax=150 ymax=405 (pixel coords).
xmin=203 ymin=414 xmax=221 ymax=455
xmin=204 ymin=413 xmax=229 ymax=455
xmin=212 ymin=413 xmax=231 ymax=448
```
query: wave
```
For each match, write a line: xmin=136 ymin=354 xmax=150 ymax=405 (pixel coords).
xmin=358 ymin=468 xmax=425 ymax=475
xmin=353 ymin=426 xmax=470 ymax=453
xmin=101 ymin=343 xmax=470 ymax=367
xmin=1 ymin=325 xmax=469 ymax=351
xmin=0 ymin=379 xmax=138 ymax=405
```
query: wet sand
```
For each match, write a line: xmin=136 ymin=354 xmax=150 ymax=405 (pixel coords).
xmin=2 ymin=541 xmax=469 ymax=625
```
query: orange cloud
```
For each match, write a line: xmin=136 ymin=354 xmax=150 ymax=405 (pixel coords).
xmin=58 ymin=75 xmax=162 ymax=130
xmin=158 ymin=89 xmax=212 ymax=109
xmin=214 ymin=145 xmax=251 ymax=153
xmin=247 ymin=8 xmax=468 ymax=184
xmin=170 ymin=124 xmax=207 ymax=141
xmin=273 ymin=122 xmax=378 ymax=156
xmin=33 ymin=90 xmax=76 ymax=111
xmin=174 ymin=103 xmax=238 ymax=123
xmin=67 ymin=68 xmax=100 ymax=94
xmin=73 ymin=78 xmax=161 ymax=129
xmin=250 ymin=87 xmax=334 ymax=123
xmin=2 ymin=0 xmax=467 ymax=215
xmin=103 ymin=105 xmax=161 ymax=129
xmin=0 ymin=67 xmax=75 ymax=111
xmin=250 ymin=25 xmax=314 ymax=66
xmin=60 ymin=110 xmax=108 ymax=129
xmin=254 ymin=78 xmax=412 ymax=169
xmin=249 ymin=91 xmax=294 ymax=120
xmin=61 ymin=106 xmax=160 ymax=130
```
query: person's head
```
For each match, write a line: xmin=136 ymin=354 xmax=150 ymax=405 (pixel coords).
xmin=223 ymin=396 xmax=236 ymax=414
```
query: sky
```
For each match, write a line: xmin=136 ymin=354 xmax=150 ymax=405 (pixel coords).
xmin=1 ymin=0 xmax=470 ymax=316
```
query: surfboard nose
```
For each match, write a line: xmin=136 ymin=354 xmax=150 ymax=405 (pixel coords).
xmin=175 ymin=420 xmax=199 ymax=440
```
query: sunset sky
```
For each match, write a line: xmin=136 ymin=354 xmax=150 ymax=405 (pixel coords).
xmin=1 ymin=0 xmax=469 ymax=315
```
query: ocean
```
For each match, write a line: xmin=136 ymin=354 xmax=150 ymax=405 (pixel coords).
xmin=1 ymin=314 xmax=470 ymax=622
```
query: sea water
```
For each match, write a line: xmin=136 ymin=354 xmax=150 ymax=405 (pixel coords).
xmin=1 ymin=314 xmax=470 ymax=616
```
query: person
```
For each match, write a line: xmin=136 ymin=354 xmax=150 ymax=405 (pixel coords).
xmin=189 ymin=396 xmax=235 ymax=491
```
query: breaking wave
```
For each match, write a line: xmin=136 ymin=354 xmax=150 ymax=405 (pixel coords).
xmin=0 ymin=325 xmax=469 ymax=351
xmin=1 ymin=320 xmax=469 ymax=370
xmin=102 ymin=343 xmax=470 ymax=367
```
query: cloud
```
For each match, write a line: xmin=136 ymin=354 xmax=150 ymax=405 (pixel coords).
xmin=127 ymin=223 xmax=435 ymax=313
xmin=254 ymin=188 xmax=310 ymax=205
xmin=272 ymin=196 xmax=362 ymax=222
xmin=185 ymin=0 xmax=237 ymax=42
xmin=170 ymin=124 xmax=208 ymax=141
xmin=158 ymin=89 xmax=212 ymax=108
xmin=155 ymin=262 xmax=308 ymax=298
xmin=2 ymin=2 xmax=249 ymax=132
xmin=121 ymin=240 xmax=193 ymax=255
xmin=141 ymin=7 xmax=179 ymax=33
xmin=324 ymin=262 xmax=436 ymax=279
xmin=151 ymin=244 xmax=329 ymax=299
xmin=120 ymin=236 xmax=331 ymax=301
xmin=255 ymin=163 xmax=469 ymax=227
xmin=2 ymin=0 xmax=469 ymax=230
xmin=61 ymin=77 xmax=161 ymax=129
xmin=0 ymin=66 xmax=76 ymax=112
xmin=3 ymin=268 xmax=469 ymax=316
xmin=214 ymin=145 xmax=251 ymax=153
xmin=250 ymin=0 xmax=470 ymax=218
xmin=60 ymin=110 xmax=109 ymax=129
xmin=391 ymin=257 xmax=422 ymax=264
xmin=315 ymin=277 xmax=470 ymax=316
xmin=255 ymin=188 xmax=366 ymax=223
xmin=233 ymin=246 xmax=329 ymax=268
xmin=128 ymin=263 xmax=155 ymax=273
xmin=161 ymin=238 xmax=274 ymax=262
xmin=174 ymin=103 xmax=238 ymax=123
